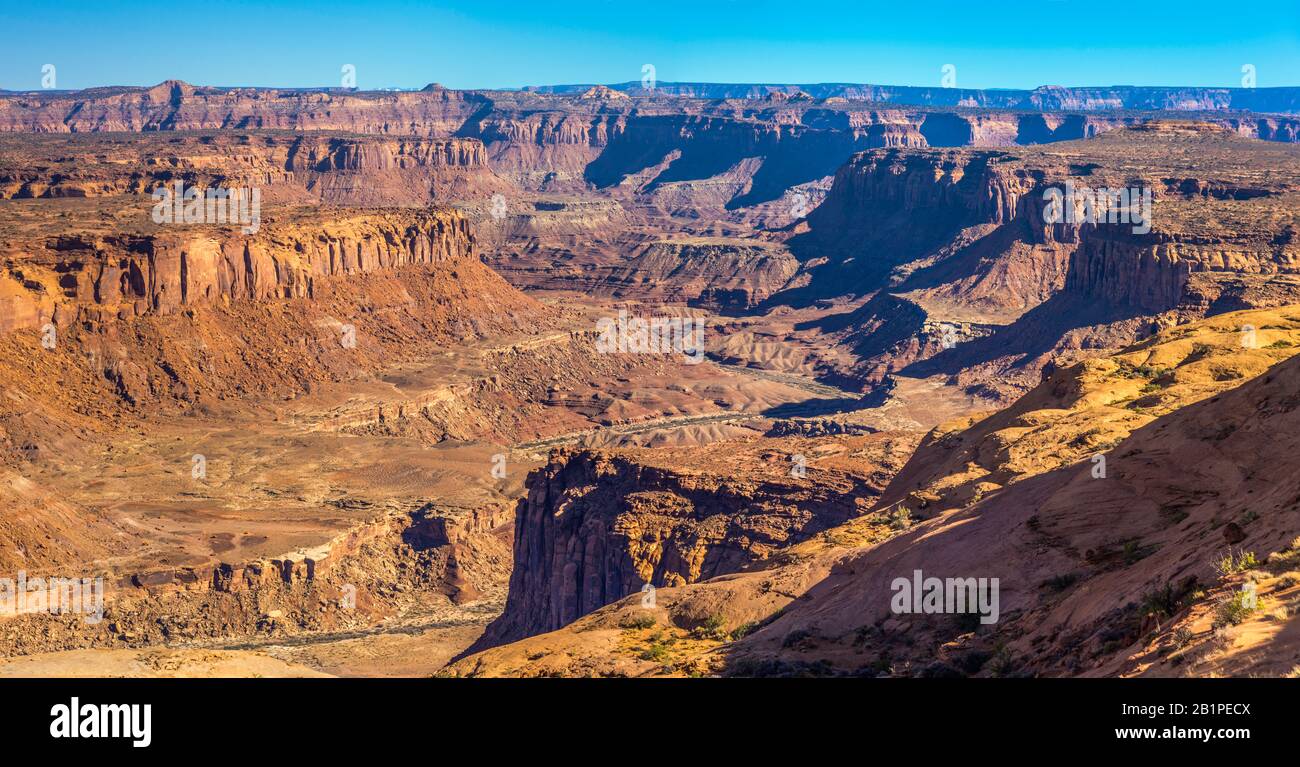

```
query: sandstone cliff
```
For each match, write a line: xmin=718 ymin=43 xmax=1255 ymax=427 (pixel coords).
xmin=0 ymin=206 xmax=475 ymax=336
xmin=537 ymin=81 xmax=1300 ymax=114
xmin=3 ymin=82 xmax=1295 ymax=207
xmin=0 ymin=132 xmax=501 ymax=206
xmin=0 ymin=81 xmax=487 ymax=135
xmin=781 ymin=123 xmax=1300 ymax=396
xmin=473 ymin=433 xmax=918 ymax=649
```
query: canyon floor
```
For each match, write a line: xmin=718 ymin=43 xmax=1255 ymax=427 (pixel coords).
xmin=0 ymin=299 xmax=979 ymax=676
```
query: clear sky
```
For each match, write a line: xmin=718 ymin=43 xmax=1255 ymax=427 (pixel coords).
xmin=1 ymin=0 xmax=1297 ymax=91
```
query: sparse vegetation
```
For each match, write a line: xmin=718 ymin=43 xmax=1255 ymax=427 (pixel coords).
xmin=639 ymin=642 xmax=671 ymax=663
xmin=1214 ymin=548 xmax=1259 ymax=577
xmin=691 ymin=614 xmax=728 ymax=641
xmin=620 ymin=612 xmax=657 ymax=630
xmin=1212 ymin=589 xmax=1260 ymax=628
xmin=987 ymin=645 xmax=1015 ymax=677
xmin=883 ymin=506 xmax=913 ymax=531
xmin=1123 ymin=539 xmax=1155 ymax=565
xmin=781 ymin=628 xmax=815 ymax=649
xmin=1042 ymin=573 xmax=1080 ymax=592
xmin=1139 ymin=583 xmax=1180 ymax=619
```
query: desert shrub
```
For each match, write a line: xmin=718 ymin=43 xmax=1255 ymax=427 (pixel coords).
xmin=691 ymin=614 xmax=728 ymax=641
xmin=987 ymin=645 xmax=1015 ymax=677
xmin=1212 ymin=591 xmax=1259 ymax=628
xmin=620 ymin=612 xmax=657 ymax=630
xmin=1160 ymin=505 xmax=1190 ymax=525
xmin=1122 ymin=363 xmax=1171 ymax=380
xmin=1140 ymin=584 xmax=1179 ymax=619
xmin=884 ymin=506 xmax=913 ymax=531
xmin=1214 ymin=548 xmax=1259 ymax=577
xmin=1123 ymin=540 xmax=1154 ymax=565
xmin=781 ymin=628 xmax=814 ymax=649
xmin=1042 ymin=573 xmax=1080 ymax=592
xmin=639 ymin=642 xmax=671 ymax=662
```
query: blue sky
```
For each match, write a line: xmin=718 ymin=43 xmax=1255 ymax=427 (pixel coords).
xmin=1 ymin=0 xmax=1297 ymax=91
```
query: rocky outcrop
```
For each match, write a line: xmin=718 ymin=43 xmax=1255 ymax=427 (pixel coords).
xmin=598 ymin=239 xmax=799 ymax=310
xmin=765 ymin=418 xmax=877 ymax=438
xmin=286 ymin=135 xmax=487 ymax=171
xmin=0 ymin=200 xmax=556 ymax=425
xmin=0 ymin=501 xmax=514 ymax=657
xmin=1 ymin=208 xmax=474 ymax=336
xmin=478 ymin=438 xmax=910 ymax=647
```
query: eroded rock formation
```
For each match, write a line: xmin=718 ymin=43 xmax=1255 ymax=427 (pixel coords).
xmin=779 ymin=122 xmax=1300 ymax=396
xmin=476 ymin=433 xmax=918 ymax=648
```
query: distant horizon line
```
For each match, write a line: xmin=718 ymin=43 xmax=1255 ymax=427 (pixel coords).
xmin=6 ymin=79 xmax=1300 ymax=94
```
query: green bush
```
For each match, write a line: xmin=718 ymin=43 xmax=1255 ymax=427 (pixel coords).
xmin=639 ymin=642 xmax=671 ymax=662
xmin=620 ymin=612 xmax=657 ymax=630
xmin=1213 ymin=590 xmax=1259 ymax=628
xmin=1214 ymin=548 xmax=1259 ymax=577
xmin=1139 ymin=584 xmax=1179 ymax=619
xmin=691 ymin=614 xmax=728 ymax=641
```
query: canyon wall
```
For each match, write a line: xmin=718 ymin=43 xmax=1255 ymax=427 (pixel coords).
xmin=536 ymin=81 xmax=1300 ymax=114
xmin=2 ymin=83 xmax=1297 ymax=204
xmin=478 ymin=440 xmax=905 ymax=647
xmin=0 ymin=501 xmax=513 ymax=657
xmin=0 ymin=132 xmax=496 ymax=204
xmin=780 ymin=124 xmax=1300 ymax=393
xmin=1 ymin=208 xmax=475 ymax=336
xmin=0 ymin=81 xmax=488 ymax=135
